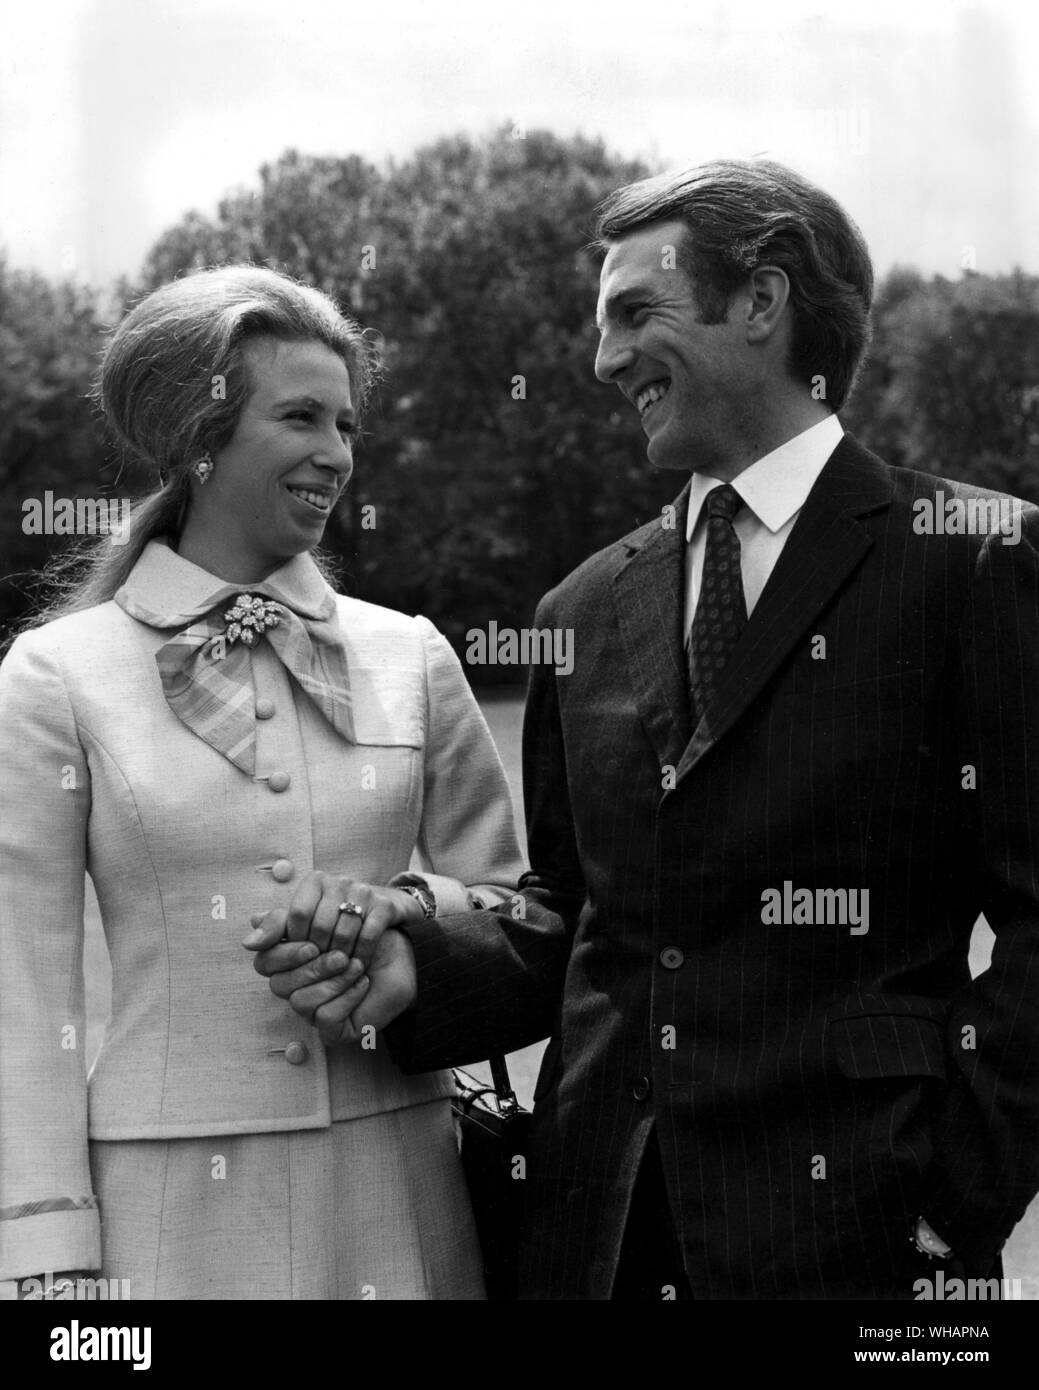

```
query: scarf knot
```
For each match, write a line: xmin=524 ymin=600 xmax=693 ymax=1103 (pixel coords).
xmin=117 ymin=586 xmax=356 ymax=775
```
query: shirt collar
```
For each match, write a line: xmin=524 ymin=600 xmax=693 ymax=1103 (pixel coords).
xmin=115 ymin=538 xmax=337 ymax=629
xmin=685 ymin=414 xmax=844 ymax=540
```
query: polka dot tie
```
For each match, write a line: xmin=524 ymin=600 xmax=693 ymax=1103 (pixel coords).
xmin=687 ymin=483 xmax=747 ymax=724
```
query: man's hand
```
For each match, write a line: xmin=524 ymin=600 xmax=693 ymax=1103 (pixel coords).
xmin=245 ymin=916 xmax=417 ymax=1046
xmin=306 ymin=926 xmax=417 ymax=1045
xmin=242 ymin=869 xmax=426 ymax=1040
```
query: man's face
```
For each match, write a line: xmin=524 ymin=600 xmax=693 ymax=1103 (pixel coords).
xmin=595 ymin=219 xmax=753 ymax=474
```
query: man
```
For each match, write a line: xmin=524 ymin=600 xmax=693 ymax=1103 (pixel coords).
xmin=254 ymin=160 xmax=1039 ymax=1299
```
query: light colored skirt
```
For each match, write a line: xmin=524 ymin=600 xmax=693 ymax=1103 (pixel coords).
xmin=89 ymin=1098 xmax=485 ymax=1300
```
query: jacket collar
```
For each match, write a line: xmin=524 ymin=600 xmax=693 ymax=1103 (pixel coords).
xmin=115 ymin=539 xmax=337 ymax=629
xmin=611 ymin=434 xmax=894 ymax=780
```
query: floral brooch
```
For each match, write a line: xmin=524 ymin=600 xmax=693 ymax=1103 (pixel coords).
xmin=222 ymin=594 xmax=283 ymax=647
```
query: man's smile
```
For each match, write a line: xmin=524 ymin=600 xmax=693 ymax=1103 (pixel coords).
xmin=636 ymin=378 xmax=671 ymax=420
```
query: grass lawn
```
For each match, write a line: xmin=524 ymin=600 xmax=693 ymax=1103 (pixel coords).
xmin=81 ymin=687 xmax=1038 ymax=1295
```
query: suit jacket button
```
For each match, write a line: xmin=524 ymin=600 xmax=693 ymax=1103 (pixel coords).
xmin=271 ymin=859 xmax=295 ymax=882
xmin=268 ymin=771 xmax=291 ymax=793
xmin=659 ymin=947 xmax=685 ymax=970
xmin=255 ymin=698 xmax=276 ymax=719
xmin=633 ymin=1076 xmax=651 ymax=1101
xmin=284 ymin=1042 xmax=309 ymax=1066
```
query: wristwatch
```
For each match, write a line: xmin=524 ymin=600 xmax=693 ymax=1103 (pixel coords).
xmin=398 ymin=880 xmax=436 ymax=919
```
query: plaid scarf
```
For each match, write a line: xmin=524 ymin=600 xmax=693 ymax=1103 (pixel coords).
xmin=115 ymin=579 xmax=355 ymax=775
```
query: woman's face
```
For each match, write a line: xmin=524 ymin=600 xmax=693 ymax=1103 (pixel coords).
xmin=191 ymin=336 xmax=356 ymax=576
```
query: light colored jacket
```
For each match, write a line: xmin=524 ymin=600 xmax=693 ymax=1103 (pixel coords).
xmin=0 ymin=540 xmax=524 ymax=1279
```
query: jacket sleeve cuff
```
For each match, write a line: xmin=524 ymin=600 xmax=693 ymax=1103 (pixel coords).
xmin=390 ymin=870 xmax=510 ymax=918
xmin=0 ymin=1207 xmax=101 ymax=1283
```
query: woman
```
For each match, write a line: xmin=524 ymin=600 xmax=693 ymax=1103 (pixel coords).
xmin=0 ymin=266 xmax=524 ymax=1299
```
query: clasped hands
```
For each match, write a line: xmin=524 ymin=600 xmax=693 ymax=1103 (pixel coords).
xmin=243 ymin=871 xmax=418 ymax=1044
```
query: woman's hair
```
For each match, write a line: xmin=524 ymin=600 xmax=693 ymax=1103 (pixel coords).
xmin=595 ymin=158 xmax=874 ymax=411
xmin=25 ymin=265 xmax=380 ymax=628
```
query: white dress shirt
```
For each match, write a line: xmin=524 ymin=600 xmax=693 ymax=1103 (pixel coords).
xmin=684 ymin=414 xmax=844 ymax=637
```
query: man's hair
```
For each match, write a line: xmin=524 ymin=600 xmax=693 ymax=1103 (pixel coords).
xmin=595 ymin=159 xmax=874 ymax=411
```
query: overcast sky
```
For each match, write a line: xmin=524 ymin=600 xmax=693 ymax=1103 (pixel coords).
xmin=2 ymin=0 xmax=1037 ymax=288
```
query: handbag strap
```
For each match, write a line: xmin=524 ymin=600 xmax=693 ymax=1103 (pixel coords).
xmin=489 ymin=1054 xmax=519 ymax=1108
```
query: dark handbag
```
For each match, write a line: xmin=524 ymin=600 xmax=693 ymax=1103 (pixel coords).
xmin=452 ymin=1055 xmax=533 ymax=1300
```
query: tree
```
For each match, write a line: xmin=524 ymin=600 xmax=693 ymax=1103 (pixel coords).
xmin=134 ymin=130 xmax=675 ymax=670
xmin=4 ymin=137 xmax=1037 ymax=651
xmin=845 ymin=268 xmax=1039 ymax=503
xmin=0 ymin=257 xmax=109 ymax=636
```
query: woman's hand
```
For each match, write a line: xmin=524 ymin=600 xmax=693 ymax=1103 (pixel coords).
xmin=294 ymin=872 xmax=425 ymax=959
xmin=242 ymin=871 xmax=424 ymax=1040
xmin=246 ymin=870 xmax=424 ymax=963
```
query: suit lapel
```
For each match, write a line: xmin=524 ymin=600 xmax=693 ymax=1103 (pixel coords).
xmin=674 ymin=435 xmax=894 ymax=783
xmin=611 ymin=482 xmax=693 ymax=770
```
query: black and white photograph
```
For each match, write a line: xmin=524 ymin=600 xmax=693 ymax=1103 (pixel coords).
xmin=1 ymin=0 xmax=1037 ymax=1364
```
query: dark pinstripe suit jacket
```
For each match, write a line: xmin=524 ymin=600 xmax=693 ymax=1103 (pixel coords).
xmin=391 ymin=435 xmax=1039 ymax=1299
